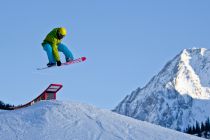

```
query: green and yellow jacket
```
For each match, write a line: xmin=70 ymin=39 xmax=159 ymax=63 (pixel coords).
xmin=42 ymin=28 xmax=62 ymax=61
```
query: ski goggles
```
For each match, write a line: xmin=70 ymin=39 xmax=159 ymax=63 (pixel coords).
xmin=57 ymin=32 xmax=65 ymax=39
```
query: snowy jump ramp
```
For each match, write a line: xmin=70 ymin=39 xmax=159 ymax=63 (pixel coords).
xmin=11 ymin=84 xmax=62 ymax=110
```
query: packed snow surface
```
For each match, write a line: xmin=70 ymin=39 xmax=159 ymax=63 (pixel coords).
xmin=0 ymin=100 xmax=204 ymax=140
xmin=114 ymin=48 xmax=210 ymax=131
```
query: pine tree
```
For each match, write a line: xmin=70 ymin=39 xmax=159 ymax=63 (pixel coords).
xmin=205 ymin=117 xmax=210 ymax=131
xmin=184 ymin=118 xmax=210 ymax=139
xmin=187 ymin=126 xmax=192 ymax=134
xmin=0 ymin=100 xmax=14 ymax=110
xmin=192 ymin=125 xmax=196 ymax=134
xmin=0 ymin=100 xmax=5 ymax=109
xmin=195 ymin=121 xmax=200 ymax=134
xmin=201 ymin=122 xmax=205 ymax=132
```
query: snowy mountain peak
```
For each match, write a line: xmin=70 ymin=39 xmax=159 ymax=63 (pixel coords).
xmin=114 ymin=48 xmax=210 ymax=131
xmin=182 ymin=48 xmax=207 ymax=56
xmin=146 ymin=48 xmax=210 ymax=99
xmin=174 ymin=48 xmax=210 ymax=98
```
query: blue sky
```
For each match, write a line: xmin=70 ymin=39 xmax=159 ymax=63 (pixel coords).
xmin=0 ymin=0 xmax=210 ymax=109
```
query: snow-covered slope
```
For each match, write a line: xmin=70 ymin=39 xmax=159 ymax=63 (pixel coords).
xmin=0 ymin=100 xmax=203 ymax=140
xmin=114 ymin=48 xmax=210 ymax=131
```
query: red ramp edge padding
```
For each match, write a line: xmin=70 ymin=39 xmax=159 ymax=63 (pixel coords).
xmin=11 ymin=84 xmax=63 ymax=110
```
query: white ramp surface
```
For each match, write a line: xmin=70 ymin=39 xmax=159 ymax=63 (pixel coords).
xmin=0 ymin=101 xmax=204 ymax=140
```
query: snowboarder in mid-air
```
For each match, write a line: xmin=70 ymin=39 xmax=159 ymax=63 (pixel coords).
xmin=42 ymin=27 xmax=74 ymax=67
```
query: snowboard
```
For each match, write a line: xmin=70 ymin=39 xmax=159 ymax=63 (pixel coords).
xmin=37 ymin=57 xmax=86 ymax=70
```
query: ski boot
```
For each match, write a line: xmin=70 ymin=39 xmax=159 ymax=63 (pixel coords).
xmin=66 ymin=58 xmax=73 ymax=63
xmin=47 ymin=62 xmax=56 ymax=67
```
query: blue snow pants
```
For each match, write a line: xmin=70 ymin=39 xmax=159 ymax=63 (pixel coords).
xmin=43 ymin=43 xmax=74 ymax=63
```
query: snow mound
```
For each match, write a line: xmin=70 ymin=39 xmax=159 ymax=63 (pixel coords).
xmin=0 ymin=100 xmax=203 ymax=140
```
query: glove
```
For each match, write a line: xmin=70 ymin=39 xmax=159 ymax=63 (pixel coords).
xmin=57 ymin=61 xmax=61 ymax=66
